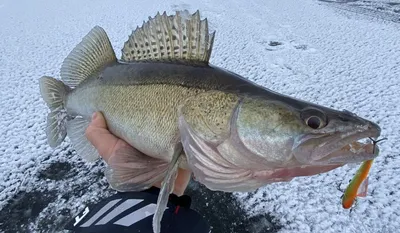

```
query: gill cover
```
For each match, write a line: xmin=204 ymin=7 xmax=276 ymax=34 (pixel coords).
xmin=178 ymin=93 xmax=305 ymax=192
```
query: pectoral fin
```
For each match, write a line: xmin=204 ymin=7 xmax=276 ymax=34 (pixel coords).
xmin=178 ymin=115 xmax=266 ymax=192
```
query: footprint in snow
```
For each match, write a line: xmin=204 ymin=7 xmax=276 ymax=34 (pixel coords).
xmin=259 ymin=41 xmax=285 ymax=51
xmin=38 ymin=161 xmax=74 ymax=181
xmin=0 ymin=190 xmax=57 ymax=232
xmin=259 ymin=40 xmax=315 ymax=53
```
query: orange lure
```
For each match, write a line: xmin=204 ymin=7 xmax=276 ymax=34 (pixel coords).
xmin=341 ymin=159 xmax=373 ymax=209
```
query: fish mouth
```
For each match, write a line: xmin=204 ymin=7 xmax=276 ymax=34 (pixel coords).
xmin=293 ymin=126 xmax=381 ymax=165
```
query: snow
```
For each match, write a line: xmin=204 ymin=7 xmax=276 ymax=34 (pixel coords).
xmin=0 ymin=0 xmax=399 ymax=232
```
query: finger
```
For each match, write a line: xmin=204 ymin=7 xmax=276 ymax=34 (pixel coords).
xmin=85 ymin=112 xmax=119 ymax=162
xmin=153 ymin=168 xmax=192 ymax=196
xmin=174 ymin=168 xmax=192 ymax=196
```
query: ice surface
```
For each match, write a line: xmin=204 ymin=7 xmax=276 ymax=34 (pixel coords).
xmin=0 ymin=0 xmax=399 ymax=232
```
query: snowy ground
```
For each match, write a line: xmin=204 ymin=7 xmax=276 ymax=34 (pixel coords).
xmin=1 ymin=0 xmax=399 ymax=232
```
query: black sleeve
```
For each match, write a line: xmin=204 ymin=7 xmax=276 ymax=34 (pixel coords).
xmin=64 ymin=187 xmax=210 ymax=233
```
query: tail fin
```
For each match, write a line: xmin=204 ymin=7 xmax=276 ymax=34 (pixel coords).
xmin=39 ymin=26 xmax=116 ymax=156
xmin=39 ymin=76 xmax=70 ymax=148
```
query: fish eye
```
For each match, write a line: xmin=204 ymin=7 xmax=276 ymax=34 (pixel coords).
xmin=305 ymin=116 xmax=323 ymax=129
xmin=300 ymin=108 xmax=327 ymax=129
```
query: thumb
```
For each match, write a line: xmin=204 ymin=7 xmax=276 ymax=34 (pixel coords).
xmin=89 ymin=112 xmax=108 ymax=129
xmin=85 ymin=112 xmax=119 ymax=161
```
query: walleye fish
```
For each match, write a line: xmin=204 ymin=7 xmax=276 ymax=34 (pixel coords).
xmin=39 ymin=10 xmax=381 ymax=232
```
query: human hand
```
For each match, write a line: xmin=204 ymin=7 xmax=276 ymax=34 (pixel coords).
xmin=85 ymin=112 xmax=191 ymax=196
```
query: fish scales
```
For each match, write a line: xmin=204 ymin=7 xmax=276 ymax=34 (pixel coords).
xmin=67 ymin=62 xmax=244 ymax=162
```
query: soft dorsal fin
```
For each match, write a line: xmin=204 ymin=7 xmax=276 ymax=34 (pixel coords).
xmin=121 ymin=10 xmax=215 ymax=64
xmin=60 ymin=26 xmax=117 ymax=88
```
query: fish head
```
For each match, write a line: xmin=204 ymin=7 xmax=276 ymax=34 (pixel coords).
xmin=179 ymin=93 xmax=382 ymax=192
xmin=291 ymin=106 xmax=381 ymax=165
xmin=234 ymin=97 xmax=381 ymax=170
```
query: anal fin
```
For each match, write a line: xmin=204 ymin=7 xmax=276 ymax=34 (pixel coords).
xmin=66 ymin=117 xmax=100 ymax=162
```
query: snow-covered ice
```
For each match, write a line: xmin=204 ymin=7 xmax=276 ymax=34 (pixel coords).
xmin=0 ymin=0 xmax=399 ymax=232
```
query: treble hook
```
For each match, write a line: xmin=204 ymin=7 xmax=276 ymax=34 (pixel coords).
xmin=368 ymin=137 xmax=388 ymax=154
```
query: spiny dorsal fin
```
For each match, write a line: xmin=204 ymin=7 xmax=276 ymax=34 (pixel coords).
xmin=121 ymin=10 xmax=215 ymax=64
xmin=61 ymin=26 xmax=117 ymax=88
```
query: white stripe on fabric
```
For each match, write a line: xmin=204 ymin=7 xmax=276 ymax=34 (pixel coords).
xmin=95 ymin=199 xmax=143 ymax=225
xmin=80 ymin=199 xmax=121 ymax=227
xmin=113 ymin=203 xmax=159 ymax=227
